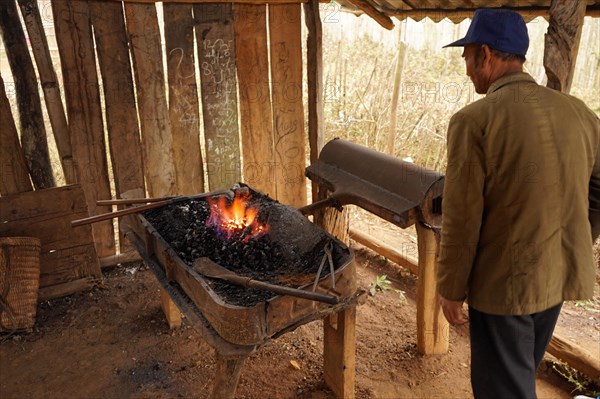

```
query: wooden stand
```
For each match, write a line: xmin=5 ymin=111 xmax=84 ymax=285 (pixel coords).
xmin=159 ymin=288 xmax=182 ymax=329
xmin=210 ymin=353 xmax=247 ymax=399
xmin=415 ymin=222 xmax=449 ymax=355
xmin=323 ymin=307 xmax=357 ymax=399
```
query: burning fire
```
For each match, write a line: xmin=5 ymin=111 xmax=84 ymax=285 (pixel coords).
xmin=206 ymin=192 xmax=269 ymax=242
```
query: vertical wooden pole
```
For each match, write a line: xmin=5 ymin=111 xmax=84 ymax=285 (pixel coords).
xmin=164 ymin=3 xmax=204 ymax=195
xmin=0 ymin=74 xmax=33 ymax=195
xmin=52 ymin=0 xmax=115 ymax=258
xmin=194 ymin=3 xmax=242 ymax=191
xmin=304 ymin=0 xmax=324 ymax=204
xmin=159 ymin=288 xmax=182 ymax=329
xmin=124 ymin=2 xmax=180 ymax=328
xmin=268 ymin=4 xmax=307 ymax=208
xmin=124 ymin=2 xmax=178 ymax=198
xmin=323 ymin=307 xmax=356 ymax=399
xmin=386 ymin=22 xmax=408 ymax=156
xmin=17 ymin=0 xmax=74 ymax=184
xmin=209 ymin=353 xmax=247 ymax=399
xmin=544 ymin=0 xmax=587 ymax=93
xmin=416 ymin=222 xmax=449 ymax=355
xmin=0 ymin=0 xmax=55 ymax=189
xmin=91 ymin=0 xmax=145 ymax=254
xmin=234 ymin=4 xmax=276 ymax=197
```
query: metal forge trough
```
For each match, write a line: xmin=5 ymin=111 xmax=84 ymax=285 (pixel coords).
xmin=121 ymin=184 xmax=359 ymax=398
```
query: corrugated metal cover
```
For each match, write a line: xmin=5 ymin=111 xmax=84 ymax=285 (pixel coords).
xmin=334 ymin=0 xmax=600 ymax=22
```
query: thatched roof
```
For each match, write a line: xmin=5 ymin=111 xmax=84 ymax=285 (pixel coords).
xmin=334 ymin=0 xmax=600 ymax=29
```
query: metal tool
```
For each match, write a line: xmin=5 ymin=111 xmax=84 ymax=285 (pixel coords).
xmin=312 ymin=241 xmax=335 ymax=292
xmin=192 ymin=257 xmax=339 ymax=305
xmin=71 ymin=189 xmax=231 ymax=228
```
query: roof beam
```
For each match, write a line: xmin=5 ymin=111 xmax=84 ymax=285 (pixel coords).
xmin=347 ymin=0 xmax=395 ymax=29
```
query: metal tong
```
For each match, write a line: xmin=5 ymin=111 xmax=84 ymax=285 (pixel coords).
xmin=312 ymin=240 xmax=335 ymax=292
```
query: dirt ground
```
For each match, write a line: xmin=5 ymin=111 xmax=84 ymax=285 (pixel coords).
xmin=1 ymin=214 xmax=599 ymax=399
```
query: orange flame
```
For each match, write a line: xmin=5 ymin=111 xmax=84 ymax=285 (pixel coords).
xmin=206 ymin=194 xmax=269 ymax=242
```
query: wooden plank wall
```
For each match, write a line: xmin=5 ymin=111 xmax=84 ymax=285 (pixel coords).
xmin=1 ymin=0 xmax=309 ymax=271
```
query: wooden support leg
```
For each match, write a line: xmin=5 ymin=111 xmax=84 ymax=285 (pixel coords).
xmin=159 ymin=288 xmax=181 ymax=329
xmin=209 ymin=353 xmax=247 ymax=399
xmin=323 ymin=307 xmax=356 ymax=399
xmin=416 ymin=222 xmax=449 ymax=355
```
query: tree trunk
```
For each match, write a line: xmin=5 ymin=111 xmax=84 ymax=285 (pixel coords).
xmin=544 ymin=0 xmax=587 ymax=93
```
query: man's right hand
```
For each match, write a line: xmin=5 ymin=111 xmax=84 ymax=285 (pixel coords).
xmin=439 ymin=296 xmax=468 ymax=325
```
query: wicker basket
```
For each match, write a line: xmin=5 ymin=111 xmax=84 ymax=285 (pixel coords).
xmin=0 ymin=237 xmax=41 ymax=332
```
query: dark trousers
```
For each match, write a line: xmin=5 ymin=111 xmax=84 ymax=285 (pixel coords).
xmin=469 ymin=302 xmax=563 ymax=399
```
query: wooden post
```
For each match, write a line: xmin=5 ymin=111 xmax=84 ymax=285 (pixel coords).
xmin=544 ymin=0 xmax=587 ymax=93
xmin=0 ymin=0 xmax=55 ymax=189
xmin=17 ymin=0 xmax=74 ymax=184
xmin=386 ymin=23 xmax=408 ymax=156
xmin=91 ymin=0 xmax=145 ymax=254
xmin=304 ymin=0 xmax=324 ymax=204
xmin=124 ymin=2 xmax=178 ymax=198
xmin=194 ymin=3 xmax=242 ymax=191
xmin=415 ymin=222 xmax=449 ymax=355
xmin=0 ymin=74 xmax=32 ymax=195
xmin=164 ymin=3 xmax=204 ymax=195
xmin=268 ymin=4 xmax=307 ymax=208
xmin=234 ymin=4 xmax=276 ymax=197
xmin=209 ymin=353 xmax=247 ymax=399
xmin=543 ymin=0 xmax=598 ymax=378
xmin=52 ymin=0 xmax=115 ymax=258
xmin=124 ymin=2 xmax=181 ymax=328
xmin=323 ymin=307 xmax=356 ymax=399
xmin=159 ymin=288 xmax=182 ymax=329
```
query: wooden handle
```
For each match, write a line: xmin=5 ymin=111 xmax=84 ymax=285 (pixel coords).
xmin=245 ymin=279 xmax=339 ymax=305
xmin=193 ymin=257 xmax=339 ymax=305
xmin=71 ymin=199 xmax=175 ymax=227
xmin=97 ymin=197 xmax=172 ymax=206
xmin=74 ymin=189 xmax=231 ymax=228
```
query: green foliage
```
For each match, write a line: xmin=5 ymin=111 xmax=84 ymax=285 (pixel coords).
xmin=549 ymin=360 xmax=600 ymax=397
xmin=368 ymin=275 xmax=408 ymax=305
xmin=369 ymin=274 xmax=392 ymax=296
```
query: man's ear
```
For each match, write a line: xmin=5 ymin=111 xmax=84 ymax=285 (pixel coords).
xmin=480 ymin=44 xmax=493 ymax=66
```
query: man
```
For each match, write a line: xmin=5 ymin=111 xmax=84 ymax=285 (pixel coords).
xmin=437 ymin=8 xmax=600 ymax=399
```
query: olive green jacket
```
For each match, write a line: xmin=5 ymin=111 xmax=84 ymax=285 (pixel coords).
xmin=437 ymin=72 xmax=600 ymax=315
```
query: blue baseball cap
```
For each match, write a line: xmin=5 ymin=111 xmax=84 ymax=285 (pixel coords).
xmin=443 ymin=9 xmax=529 ymax=56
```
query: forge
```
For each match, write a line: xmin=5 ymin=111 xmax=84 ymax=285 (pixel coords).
xmin=122 ymin=184 xmax=358 ymax=350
